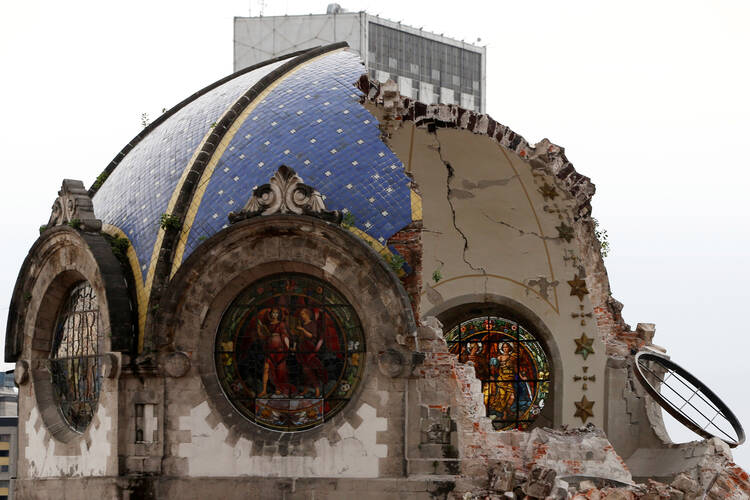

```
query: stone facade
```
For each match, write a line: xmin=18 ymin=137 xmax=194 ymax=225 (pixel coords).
xmin=5 ymin=44 xmax=748 ymax=499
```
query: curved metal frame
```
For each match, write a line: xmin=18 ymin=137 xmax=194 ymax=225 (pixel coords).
xmin=634 ymin=351 xmax=745 ymax=447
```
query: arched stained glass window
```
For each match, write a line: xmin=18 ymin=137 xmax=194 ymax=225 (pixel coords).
xmin=215 ymin=274 xmax=365 ymax=431
xmin=446 ymin=316 xmax=550 ymax=431
xmin=48 ymin=282 xmax=102 ymax=433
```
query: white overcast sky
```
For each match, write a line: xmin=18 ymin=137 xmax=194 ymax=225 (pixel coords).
xmin=1 ymin=0 xmax=749 ymax=468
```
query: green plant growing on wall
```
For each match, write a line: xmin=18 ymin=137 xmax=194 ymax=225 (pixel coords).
xmin=91 ymin=171 xmax=110 ymax=190
xmin=109 ymin=235 xmax=130 ymax=261
xmin=384 ymin=253 xmax=406 ymax=273
xmin=67 ymin=219 xmax=81 ymax=229
xmin=341 ymin=211 xmax=355 ymax=229
xmin=159 ymin=213 xmax=181 ymax=231
xmin=432 ymin=269 xmax=442 ymax=283
xmin=592 ymin=217 xmax=610 ymax=258
xmin=39 ymin=225 xmax=47 ymax=235
xmin=23 ymin=292 xmax=32 ymax=303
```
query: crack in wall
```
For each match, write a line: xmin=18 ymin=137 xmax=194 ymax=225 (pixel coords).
xmin=450 ymin=175 xmax=519 ymax=199
xmin=431 ymin=132 xmax=487 ymax=276
xmin=482 ymin=212 xmax=561 ymax=242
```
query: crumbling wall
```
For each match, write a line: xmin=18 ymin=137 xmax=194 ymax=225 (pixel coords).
xmin=362 ymin=79 xmax=607 ymax=431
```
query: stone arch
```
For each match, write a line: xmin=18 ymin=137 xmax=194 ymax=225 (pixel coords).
xmin=152 ymin=214 xmax=416 ymax=474
xmin=7 ymin=226 xmax=130 ymax=450
xmin=424 ymin=293 xmax=563 ymax=430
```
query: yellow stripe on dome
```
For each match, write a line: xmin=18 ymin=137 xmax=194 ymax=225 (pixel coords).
xmin=169 ymin=49 xmax=346 ymax=279
xmin=102 ymin=224 xmax=148 ymax=352
xmin=410 ymin=189 xmax=422 ymax=221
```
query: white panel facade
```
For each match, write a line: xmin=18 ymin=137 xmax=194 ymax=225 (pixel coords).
xmin=398 ymin=77 xmax=413 ymax=98
xmin=233 ymin=14 xmax=363 ymax=71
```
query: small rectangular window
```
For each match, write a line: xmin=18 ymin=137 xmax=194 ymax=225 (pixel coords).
xmin=0 ymin=465 xmax=8 ymax=472
xmin=135 ymin=403 xmax=157 ymax=443
xmin=0 ymin=451 xmax=8 ymax=457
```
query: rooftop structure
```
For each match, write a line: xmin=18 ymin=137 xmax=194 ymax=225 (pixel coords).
xmin=234 ymin=4 xmax=486 ymax=112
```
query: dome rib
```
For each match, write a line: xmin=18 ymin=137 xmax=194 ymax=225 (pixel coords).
xmin=140 ymin=42 xmax=351 ymax=350
xmin=88 ymin=47 xmax=312 ymax=199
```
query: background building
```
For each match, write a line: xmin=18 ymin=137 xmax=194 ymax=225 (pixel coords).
xmin=234 ymin=4 xmax=486 ymax=112
xmin=0 ymin=373 xmax=17 ymax=500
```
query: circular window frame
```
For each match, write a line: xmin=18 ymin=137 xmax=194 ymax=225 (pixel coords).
xmin=157 ymin=215 xmax=417 ymax=446
xmin=196 ymin=261 xmax=374 ymax=440
xmin=32 ymin=270 xmax=106 ymax=442
xmin=10 ymin=227 xmax=131 ymax=444
xmin=213 ymin=272 xmax=367 ymax=432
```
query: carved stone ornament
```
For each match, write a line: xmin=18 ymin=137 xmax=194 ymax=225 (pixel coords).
xmin=163 ymin=351 xmax=191 ymax=378
xmin=14 ymin=360 xmax=29 ymax=385
xmin=47 ymin=179 xmax=102 ymax=232
xmin=228 ymin=165 xmax=342 ymax=224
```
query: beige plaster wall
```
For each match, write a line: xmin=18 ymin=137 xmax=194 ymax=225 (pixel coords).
xmin=388 ymin=123 xmax=606 ymax=428
xmin=174 ymin=396 xmax=388 ymax=477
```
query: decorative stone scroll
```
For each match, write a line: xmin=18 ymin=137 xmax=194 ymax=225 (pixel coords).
xmin=228 ymin=165 xmax=342 ymax=224
xmin=47 ymin=179 xmax=102 ymax=231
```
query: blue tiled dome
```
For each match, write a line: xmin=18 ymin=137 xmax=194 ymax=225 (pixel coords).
xmin=92 ymin=47 xmax=415 ymax=287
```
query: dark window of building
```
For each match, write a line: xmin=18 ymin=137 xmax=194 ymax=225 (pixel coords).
xmin=0 ymin=465 xmax=8 ymax=472
xmin=48 ymin=281 xmax=101 ymax=433
xmin=0 ymin=450 xmax=7 ymax=457
xmin=367 ymin=22 xmax=482 ymax=110
xmin=214 ymin=274 xmax=365 ymax=431
xmin=0 ymin=435 xmax=9 ymax=442
xmin=445 ymin=316 xmax=551 ymax=430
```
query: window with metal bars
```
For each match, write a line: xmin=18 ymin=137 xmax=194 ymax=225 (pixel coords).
xmin=48 ymin=282 xmax=102 ymax=433
xmin=445 ymin=316 xmax=551 ymax=431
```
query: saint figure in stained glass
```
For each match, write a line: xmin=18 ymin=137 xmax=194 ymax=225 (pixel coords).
xmin=215 ymin=274 xmax=365 ymax=431
xmin=446 ymin=316 xmax=550 ymax=431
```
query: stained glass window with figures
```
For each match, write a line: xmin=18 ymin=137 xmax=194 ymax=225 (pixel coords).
xmin=446 ymin=316 xmax=550 ymax=431
xmin=215 ymin=274 xmax=365 ymax=432
xmin=48 ymin=281 xmax=102 ymax=433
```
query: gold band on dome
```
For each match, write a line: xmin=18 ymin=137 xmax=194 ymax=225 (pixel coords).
xmin=101 ymin=224 xmax=148 ymax=351
xmin=168 ymin=49 xmax=346 ymax=280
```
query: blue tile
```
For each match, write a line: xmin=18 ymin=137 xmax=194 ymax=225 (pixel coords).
xmin=93 ymin=59 xmax=288 ymax=281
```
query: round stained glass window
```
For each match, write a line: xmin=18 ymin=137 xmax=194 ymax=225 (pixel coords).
xmin=49 ymin=281 xmax=102 ymax=433
xmin=446 ymin=316 xmax=550 ymax=431
xmin=214 ymin=274 xmax=365 ymax=431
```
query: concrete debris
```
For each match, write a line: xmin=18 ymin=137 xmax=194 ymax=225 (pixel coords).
xmin=523 ymin=466 xmax=557 ymax=498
